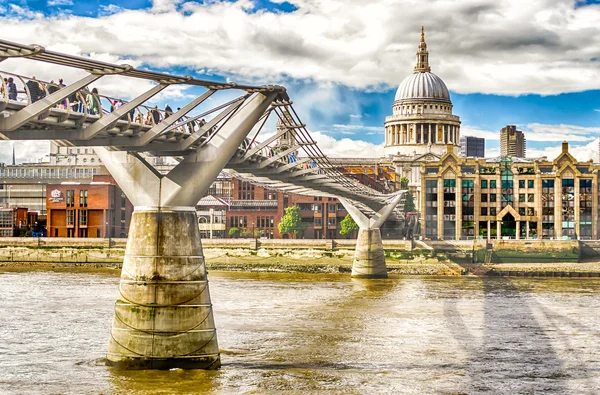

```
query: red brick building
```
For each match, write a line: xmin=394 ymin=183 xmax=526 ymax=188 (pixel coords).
xmin=47 ymin=175 xmax=133 ymax=238
xmin=225 ymin=179 xmax=349 ymax=239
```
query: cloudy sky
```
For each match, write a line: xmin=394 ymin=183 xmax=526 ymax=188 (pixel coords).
xmin=1 ymin=0 xmax=600 ymax=163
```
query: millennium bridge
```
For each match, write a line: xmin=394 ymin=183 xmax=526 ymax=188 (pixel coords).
xmin=0 ymin=39 xmax=406 ymax=369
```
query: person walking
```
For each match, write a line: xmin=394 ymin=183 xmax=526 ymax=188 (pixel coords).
xmin=86 ymin=88 xmax=100 ymax=115
xmin=165 ymin=104 xmax=173 ymax=117
xmin=7 ymin=77 xmax=17 ymax=101
xmin=151 ymin=106 xmax=160 ymax=124
xmin=26 ymin=76 xmax=43 ymax=103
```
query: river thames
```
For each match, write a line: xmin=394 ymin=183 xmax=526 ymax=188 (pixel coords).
xmin=1 ymin=270 xmax=600 ymax=394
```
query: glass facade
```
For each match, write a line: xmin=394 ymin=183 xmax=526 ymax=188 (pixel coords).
xmin=461 ymin=179 xmax=474 ymax=238
xmin=580 ymin=179 xmax=592 ymax=239
xmin=541 ymin=179 xmax=555 ymax=239
xmin=443 ymin=178 xmax=456 ymax=239
xmin=425 ymin=180 xmax=438 ymax=238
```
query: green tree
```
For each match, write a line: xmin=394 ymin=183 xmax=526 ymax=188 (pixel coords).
xmin=339 ymin=214 xmax=359 ymax=237
xmin=403 ymin=191 xmax=416 ymax=213
xmin=278 ymin=206 xmax=306 ymax=238
xmin=400 ymin=176 xmax=409 ymax=190
xmin=228 ymin=227 xmax=240 ymax=238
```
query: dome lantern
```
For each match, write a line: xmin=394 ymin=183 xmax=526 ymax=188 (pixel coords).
xmin=414 ymin=26 xmax=430 ymax=72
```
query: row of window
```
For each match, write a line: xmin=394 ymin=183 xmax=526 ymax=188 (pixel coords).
xmin=0 ymin=167 xmax=100 ymax=178
xmin=65 ymin=209 xmax=88 ymax=226
xmin=65 ymin=190 xmax=88 ymax=208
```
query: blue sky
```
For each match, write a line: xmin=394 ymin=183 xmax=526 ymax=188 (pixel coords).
xmin=1 ymin=0 xmax=600 ymax=162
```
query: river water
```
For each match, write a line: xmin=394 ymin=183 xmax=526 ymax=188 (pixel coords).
xmin=1 ymin=270 xmax=600 ymax=394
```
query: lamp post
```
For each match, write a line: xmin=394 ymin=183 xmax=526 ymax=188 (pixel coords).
xmin=251 ymin=221 xmax=255 ymax=240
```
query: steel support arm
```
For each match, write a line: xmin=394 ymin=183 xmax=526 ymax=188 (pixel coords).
xmin=0 ymin=73 xmax=101 ymax=131
xmin=162 ymin=92 xmax=278 ymax=207
xmin=178 ymin=97 xmax=247 ymax=150
xmin=339 ymin=192 xmax=404 ymax=230
xmin=258 ymin=145 xmax=302 ymax=169
xmin=82 ymin=83 xmax=168 ymax=140
xmin=137 ymin=89 xmax=215 ymax=146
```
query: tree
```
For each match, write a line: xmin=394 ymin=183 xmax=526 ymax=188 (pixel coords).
xmin=404 ymin=191 xmax=416 ymax=213
xmin=278 ymin=206 xmax=306 ymax=238
xmin=400 ymin=176 xmax=409 ymax=190
xmin=339 ymin=214 xmax=359 ymax=237
xmin=228 ymin=227 xmax=240 ymax=238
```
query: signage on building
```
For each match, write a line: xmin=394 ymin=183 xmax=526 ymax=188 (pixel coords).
xmin=50 ymin=189 xmax=63 ymax=203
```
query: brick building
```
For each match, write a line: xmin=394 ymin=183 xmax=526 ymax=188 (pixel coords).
xmin=224 ymin=178 xmax=350 ymax=239
xmin=47 ymin=175 xmax=133 ymax=238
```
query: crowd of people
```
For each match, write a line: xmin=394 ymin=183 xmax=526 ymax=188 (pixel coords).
xmin=2 ymin=75 xmax=312 ymax=168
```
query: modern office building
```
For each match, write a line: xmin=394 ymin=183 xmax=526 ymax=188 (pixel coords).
xmin=500 ymin=125 xmax=526 ymax=158
xmin=460 ymin=136 xmax=485 ymax=158
xmin=421 ymin=142 xmax=596 ymax=240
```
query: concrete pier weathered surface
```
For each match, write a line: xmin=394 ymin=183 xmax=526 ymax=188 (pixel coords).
xmin=351 ymin=228 xmax=387 ymax=278
xmin=106 ymin=207 xmax=220 ymax=369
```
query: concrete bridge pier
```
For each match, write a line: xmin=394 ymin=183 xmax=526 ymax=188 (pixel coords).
xmin=96 ymin=92 xmax=277 ymax=369
xmin=107 ymin=206 xmax=220 ymax=369
xmin=340 ymin=194 xmax=404 ymax=278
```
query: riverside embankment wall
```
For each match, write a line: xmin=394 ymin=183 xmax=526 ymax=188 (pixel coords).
xmin=2 ymin=238 xmax=600 ymax=266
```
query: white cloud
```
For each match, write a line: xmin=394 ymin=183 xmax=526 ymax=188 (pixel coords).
xmin=527 ymin=138 xmax=599 ymax=162
xmin=0 ymin=0 xmax=599 ymax=95
xmin=47 ymin=0 xmax=74 ymax=6
xmin=99 ymin=4 xmax=122 ymax=16
xmin=522 ymin=123 xmax=600 ymax=142
xmin=594 ymin=109 xmax=600 ymax=113
xmin=0 ymin=141 xmax=50 ymax=164
xmin=461 ymin=126 xmax=499 ymax=140
xmin=310 ymin=132 xmax=385 ymax=158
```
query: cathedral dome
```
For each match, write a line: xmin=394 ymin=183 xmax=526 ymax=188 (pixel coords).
xmin=394 ymin=71 xmax=450 ymax=103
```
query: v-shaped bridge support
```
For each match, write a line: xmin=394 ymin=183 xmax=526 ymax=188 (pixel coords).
xmin=339 ymin=193 xmax=404 ymax=278
xmin=98 ymin=92 xmax=277 ymax=370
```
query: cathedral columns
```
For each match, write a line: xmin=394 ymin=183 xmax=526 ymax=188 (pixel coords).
xmin=420 ymin=124 xmax=424 ymax=145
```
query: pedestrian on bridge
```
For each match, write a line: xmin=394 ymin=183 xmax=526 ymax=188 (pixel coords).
xmin=26 ymin=77 xmax=43 ymax=103
xmin=86 ymin=88 xmax=100 ymax=115
xmin=6 ymin=77 xmax=17 ymax=101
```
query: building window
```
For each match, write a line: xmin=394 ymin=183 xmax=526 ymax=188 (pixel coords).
xmin=541 ymin=179 xmax=555 ymax=238
xmin=425 ymin=179 xmax=438 ymax=238
xmin=481 ymin=180 xmax=488 ymax=189
xmin=490 ymin=207 xmax=496 ymax=216
xmin=519 ymin=194 xmax=525 ymax=202
xmin=481 ymin=207 xmax=487 ymax=216
xmin=519 ymin=180 xmax=525 ymax=188
xmin=314 ymin=217 xmax=322 ymax=226
xmin=528 ymin=180 xmax=534 ymax=188
xmin=490 ymin=180 xmax=497 ymax=189
xmin=327 ymin=217 xmax=337 ymax=226
xmin=66 ymin=189 xmax=75 ymax=207
xmin=328 ymin=203 xmax=336 ymax=212
xmin=80 ymin=190 xmax=88 ymax=207
xmin=528 ymin=194 xmax=534 ymax=202
xmin=79 ymin=210 xmax=87 ymax=226
xmin=481 ymin=194 xmax=488 ymax=203
xmin=490 ymin=194 xmax=497 ymax=202
xmin=66 ymin=210 xmax=75 ymax=226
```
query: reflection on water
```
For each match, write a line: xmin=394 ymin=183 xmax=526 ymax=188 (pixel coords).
xmin=1 ymin=270 xmax=600 ymax=394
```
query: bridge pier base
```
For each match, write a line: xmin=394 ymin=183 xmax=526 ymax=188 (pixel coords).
xmin=340 ymin=194 xmax=405 ymax=279
xmin=106 ymin=207 xmax=220 ymax=370
xmin=352 ymin=228 xmax=387 ymax=278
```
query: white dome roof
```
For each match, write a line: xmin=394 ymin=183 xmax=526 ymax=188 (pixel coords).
xmin=394 ymin=71 xmax=451 ymax=103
